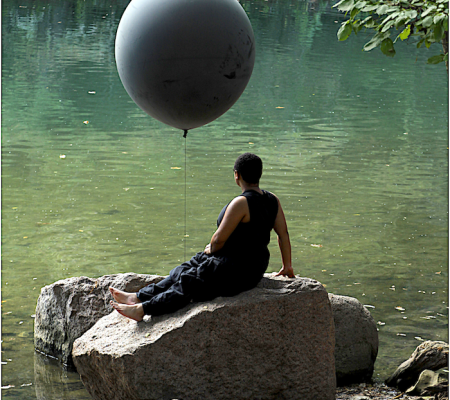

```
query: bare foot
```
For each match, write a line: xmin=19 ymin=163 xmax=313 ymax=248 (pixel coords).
xmin=110 ymin=301 xmax=145 ymax=322
xmin=109 ymin=287 xmax=140 ymax=305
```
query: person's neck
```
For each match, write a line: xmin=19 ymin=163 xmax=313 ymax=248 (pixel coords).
xmin=240 ymin=183 xmax=262 ymax=194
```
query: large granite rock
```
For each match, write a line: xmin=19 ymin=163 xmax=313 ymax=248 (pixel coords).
xmin=72 ymin=275 xmax=336 ymax=400
xmin=34 ymin=273 xmax=164 ymax=366
xmin=329 ymin=294 xmax=378 ymax=385
xmin=35 ymin=272 xmax=379 ymax=392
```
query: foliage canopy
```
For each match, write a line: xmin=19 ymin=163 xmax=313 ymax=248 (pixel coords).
xmin=334 ymin=0 xmax=449 ymax=67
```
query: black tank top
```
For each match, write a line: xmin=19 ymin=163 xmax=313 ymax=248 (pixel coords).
xmin=216 ymin=190 xmax=278 ymax=263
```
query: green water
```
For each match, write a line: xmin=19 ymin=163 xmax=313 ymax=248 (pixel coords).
xmin=1 ymin=0 xmax=448 ymax=398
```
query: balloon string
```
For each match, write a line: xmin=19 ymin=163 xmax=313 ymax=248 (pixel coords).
xmin=184 ymin=129 xmax=188 ymax=261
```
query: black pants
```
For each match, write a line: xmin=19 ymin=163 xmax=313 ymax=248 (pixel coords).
xmin=136 ymin=252 xmax=265 ymax=316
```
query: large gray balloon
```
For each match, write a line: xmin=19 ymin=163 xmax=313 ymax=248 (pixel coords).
xmin=115 ymin=0 xmax=255 ymax=131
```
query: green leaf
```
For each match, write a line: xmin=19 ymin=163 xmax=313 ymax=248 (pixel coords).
xmin=352 ymin=19 xmax=364 ymax=34
xmin=380 ymin=38 xmax=396 ymax=57
xmin=444 ymin=53 xmax=449 ymax=61
xmin=421 ymin=5 xmax=437 ymax=18
xmin=425 ymin=39 xmax=432 ymax=48
xmin=381 ymin=14 xmax=394 ymax=25
xmin=434 ymin=24 xmax=444 ymax=41
xmin=361 ymin=4 xmax=378 ymax=11
xmin=354 ymin=1 xmax=367 ymax=9
xmin=377 ymin=4 xmax=389 ymax=15
xmin=353 ymin=24 xmax=363 ymax=34
xmin=364 ymin=36 xmax=383 ymax=51
xmin=387 ymin=6 xmax=400 ymax=13
xmin=335 ymin=0 xmax=356 ymax=12
xmin=332 ymin=0 xmax=345 ymax=8
xmin=363 ymin=31 xmax=390 ymax=51
xmin=361 ymin=16 xmax=373 ymax=24
xmin=405 ymin=10 xmax=418 ymax=19
xmin=381 ymin=20 xmax=395 ymax=32
xmin=364 ymin=19 xmax=379 ymax=28
xmin=434 ymin=13 xmax=447 ymax=25
xmin=395 ymin=14 xmax=410 ymax=29
xmin=417 ymin=38 xmax=424 ymax=48
xmin=427 ymin=54 xmax=445 ymax=64
xmin=350 ymin=7 xmax=360 ymax=18
xmin=421 ymin=15 xmax=434 ymax=27
xmin=399 ymin=25 xmax=411 ymax=40
xmin=337 ymin=21 xmax=353 ymax=41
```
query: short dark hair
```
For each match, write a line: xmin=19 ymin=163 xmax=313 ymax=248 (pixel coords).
xmin=234 ymin=153 xmax=263 ymax=184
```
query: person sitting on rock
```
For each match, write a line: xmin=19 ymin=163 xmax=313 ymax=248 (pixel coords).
xmin=110 ymin=152 xmax=294 ymax=321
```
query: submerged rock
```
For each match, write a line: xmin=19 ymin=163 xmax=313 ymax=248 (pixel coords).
xmin=72 ymin=275 xmax=336 ymax=400
xmin=34 ymin=351 xmax=87 ymax=400
xmin=329 ymin=294 xmax=378 ymax=386
xmin=34 ymin=273 xmax=164 ymax=366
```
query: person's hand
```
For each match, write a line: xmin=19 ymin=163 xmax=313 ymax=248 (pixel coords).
xmin=275 ymin=265 xmax=295 ymax=278
xmin=204 ymin=243 xmax=211 ymax=254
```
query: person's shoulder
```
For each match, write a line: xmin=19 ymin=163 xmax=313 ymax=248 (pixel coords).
xmin=263 ymin=190 xmax=279 ymax=201
xmin=229 ymin=195 xmax=248 ymax=207
xmin=224 ymin=195 xmax=249 ymax=218
xmin=264 ymin=191 xmax=281 ymax=213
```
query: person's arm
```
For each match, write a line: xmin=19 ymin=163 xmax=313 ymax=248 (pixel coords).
xmin=204 ymin=196 xmax=248 ymax=254
xmin=273 ymin=197 xmax=295 ymax=278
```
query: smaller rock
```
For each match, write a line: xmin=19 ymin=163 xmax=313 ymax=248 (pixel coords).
xmin=405 ymin=369 xmax=448 ymax=396
xmin=420 ymin=381 xmax=449 ymax=397
xmin=386 ymin=341 xmax=449 ymax=391
xmin=329 ymin=294 xmax=378 ymax=386
xmin=350 ymin=396 xmax=370 ymax=400
xmin=34 ymin=273 xmax=164 ymax=366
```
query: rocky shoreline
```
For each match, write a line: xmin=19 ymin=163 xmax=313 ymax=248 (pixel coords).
xmin=336 ymin=382 xmax=448 ymax=400
xmin=34 ymin=273 xmax=448 ymax=400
